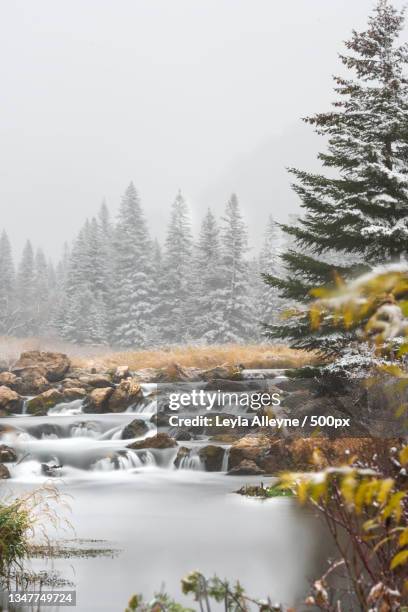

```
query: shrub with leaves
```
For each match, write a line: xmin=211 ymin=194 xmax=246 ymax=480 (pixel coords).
xmin=0 ymin=486 xmax=71 ymax=589
xmin=126 ymin=572 xmax=283 ymax=612
xmin=279 ymin=444 xmax=408 ymax=610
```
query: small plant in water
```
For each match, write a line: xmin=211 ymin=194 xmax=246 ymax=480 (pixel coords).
xmin=126 ymin=571 xmax=283 ymax=611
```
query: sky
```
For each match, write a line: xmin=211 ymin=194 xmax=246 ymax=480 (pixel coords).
xmin=0 ymin=0 xmax=407 ymax=260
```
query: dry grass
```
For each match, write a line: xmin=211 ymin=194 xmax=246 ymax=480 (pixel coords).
xmin=72 ymin=344 xmax=319 ymax=371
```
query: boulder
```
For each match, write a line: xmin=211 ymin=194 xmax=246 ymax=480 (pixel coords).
xmin=175 ymin=430 xmax=193 ymax=441
xmin=26 ymin=389 xmax=64 ymax=416
xmin=228 ymin=459 xmax=266 ymax=476
xmin=113 ymin=365 xmax=130 ymax=383
xmin=108 ymin=379 xmax=143 ymax=413
xmin=127 ymin=433 xmax=177 ymax=450
xmin=150 ymin=412 xmax=171 ymax=427
xmin=0 ymin=372 xmax=18 ymax=388
xmin=78 ymin=374 xmax=114 ymax=389
xmin=0 ymin=464 xmax=10 ymax=479
xmin=28 ymin=423 xmax=64 ymax=439
xmin=83 ymin=387 xmax=114 ymax=414
xmin=198 ymin=445 xmax=225 ymax=471
xmin=209 ymin=433 xmax=240 ymax=444
xmin=41 ymin=462 xmax=63 ymax=477
xmin=61 ymin=377 xmax=86 ymax=389
xmin=12 ymin=351 xmax=70 ymax=382
xmin=121 ymin=418 xmax=149 ymax=440
xmin=173 ymin=446 xmax=191 ymax=468
xmin=0 ymin=445 xmax=17 ymax=463
xmin=228 ymin=434 xmax=272 ymax=470
xmin=0 ymin=386 xmax=23 ymax=415
xmin=13 ymin=372 xmax=50 ymax=396
xmin=61 ymin=387 xmax=87 ymax=402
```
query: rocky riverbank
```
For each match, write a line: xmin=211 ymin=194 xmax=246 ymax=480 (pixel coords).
xmin=0 ymin=350 xmax=402 ymax=481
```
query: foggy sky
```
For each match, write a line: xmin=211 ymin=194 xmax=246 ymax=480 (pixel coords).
xmin=1 ymin=0 xmax=406 ymax=260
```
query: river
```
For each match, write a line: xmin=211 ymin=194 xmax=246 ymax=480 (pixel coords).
xmin=0 ymin=387 xmax=332 ymax=611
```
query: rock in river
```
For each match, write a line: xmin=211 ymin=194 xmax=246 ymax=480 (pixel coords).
xmin=227 ymin=459 xmax=266 ymax=476
xmin=0 ymin=464 xmax=10 ymax=479
xmin=0 ymin=371 xmax=18 ymax=388
xmin=121 ymin=418 xmax=149 ymax=440
xmin=0 ymin=444 xmax=17 ymax=463
xmin=0 ymin=385 xmax=23 ymax=415
xmin=108 ymin=379 xmax=143 ymax=412
xmin=26 ymin=389 xmax=65 ymax=416
xmin=12 ymin=351 xmax=71 ymax=383
xmin=198 ymin=445 xmax=225 ymax=471
xmin=127 ymin=433 xmax=177 ymax=450
xmin=83 ymin=387 xmax=114 ymax=413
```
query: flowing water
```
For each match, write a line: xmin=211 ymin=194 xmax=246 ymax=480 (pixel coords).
xmin=0 ymin=376 xmax=332 ymax=611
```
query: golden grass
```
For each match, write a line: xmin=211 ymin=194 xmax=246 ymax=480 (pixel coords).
xmin=72 ymin=344 xmax=319 ymax=371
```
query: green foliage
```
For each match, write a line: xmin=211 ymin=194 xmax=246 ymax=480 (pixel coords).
xmin=125 ymin=592 xmax=193 ymax=612
xmin=264 ymin=0 xmax=408 ymax=355
xmin=0 ymin=486 xmax=71 ymax=590
xmin=127 ymin=572 xmax=282 ymax=611
xmin=0 ymin=501 xmax=30 ymax=580
xmin=279 ymin=443 xmax=408 ymax=608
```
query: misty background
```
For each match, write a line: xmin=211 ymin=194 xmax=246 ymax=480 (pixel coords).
xmin=1 ymin=0 xmax=406 ymax=259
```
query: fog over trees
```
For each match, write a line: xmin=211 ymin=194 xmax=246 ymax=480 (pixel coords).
xmin=0 ymin=188 xmax=284 ymax=346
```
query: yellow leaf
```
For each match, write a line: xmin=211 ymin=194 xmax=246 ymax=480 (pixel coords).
xmin=399 ymin=528 xmax=408 ymax=548
xmin=377 ymin=478 xmax=394 ymax=505
xmin=309 ymin=306 xmax=321 ymax=331
xmin=398 ymin=300 xmax=408 ymax=317
xmin=363 ymin=519 xmax=379 ymax=532
xmin=390 ymin=549 xmax=408 ymax=570
xmin=400 ymin=446 xmax=408 ymax=466
xmin=397 ymin=343 xmax=408 ymax=358
xmin=297 ymin=479 xmax=309 ymax=505
xmin=340 ymin=473 xmax=357 ymax=506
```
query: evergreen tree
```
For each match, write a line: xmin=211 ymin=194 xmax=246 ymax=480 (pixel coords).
xmin=16 ymin=240 xmax=35 ymax=336
xmin=97 ymin=200 xmax=115 ymax=337
xmin=258 ymin=216 xmax=283 ymax=328
xmin=219 ymin=194 xmax=256 ymax=343
xmin=111 ymin=183 xmax=155 ymax=347
xmin=52 ymin=243 xmax=70 ymax=337
xmin=193 ymin=208 xmax=226 ymax=343
xmin=0 ymin=230 xmax=18 ymax=335
xmin=157 ymin=191 xmax=194 ymax=343
xmin=264 ymin=0 xmax=408 ymax=355
xmin=58 ymin=224 xmax=92 ymax=342
xmin=33 ymin=248 xmax=50 ymax=335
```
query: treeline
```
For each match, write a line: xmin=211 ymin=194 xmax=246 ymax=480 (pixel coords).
xmin=0 ymin=185 xmax=283 ymax=347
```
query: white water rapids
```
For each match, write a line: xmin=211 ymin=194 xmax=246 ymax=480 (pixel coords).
xmin=0 ymin=374 xmax=332 ymax=611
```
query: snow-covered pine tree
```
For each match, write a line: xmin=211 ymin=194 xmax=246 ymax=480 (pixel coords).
xmin=264 ymin=0 xmax=408 ymax=355
xmin=16 ymin=240 xmax=36 ymax=336
xmin=219 ymin=194 xmax=256 ymax=343
xmin=0 ymin=230 xmax=19 ymax=335
xmin=157 ymin=191 xmax=193 ymax=343
xmin=258 ymin=215 xmax=283 ymax=329
xmin=97 ymin=201 xmax=115 ymax=339
xmin=145 ymin=239 xmax=164 ymax=346
xmin=111 ymin=183 xmax=155 ymax=347
xmin=58 ymin=223 xmax=92 ymax=342
xmin=32 ymin=248 xmax=51 ymax=335
xmin=52 ymin=242 xmax=70 ymax=337
xmin=192 ymin=208 xmax=226 ymax=343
